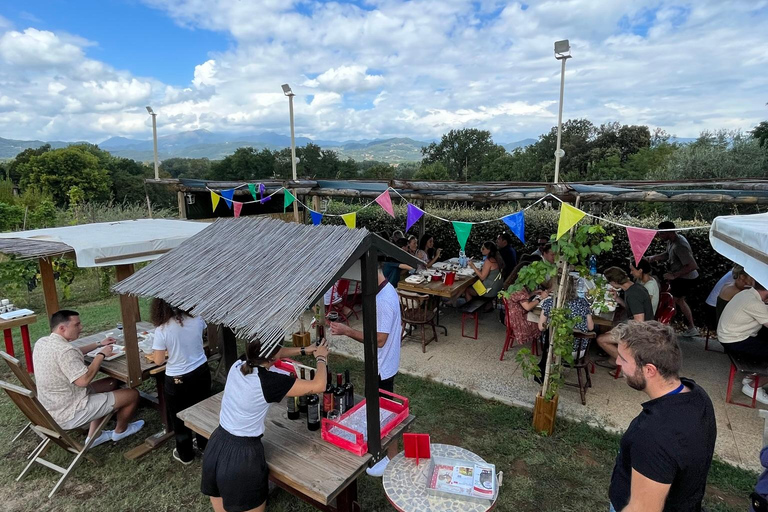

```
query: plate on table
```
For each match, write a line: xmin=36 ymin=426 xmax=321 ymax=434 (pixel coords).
xmin=86 ymin=345 xmax=125 ymax=361
xmin=457 ymin=268 xmax=475 ymax=277
xmin=432 ymin=262 xmax=450 ymax=270
xmin=405 ymin=275 xmax=426 ymax=285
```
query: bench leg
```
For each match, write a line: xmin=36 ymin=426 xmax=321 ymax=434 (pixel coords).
xmin=754 ymin=376 xmax=761 ymax=409
xmin=726 ymin=362 xmax=736 ymax=405
xmin=21 ymin=325 xmax=33 ymax=373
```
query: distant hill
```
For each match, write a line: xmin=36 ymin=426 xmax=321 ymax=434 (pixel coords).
xmin=0 ymin=137 xmax=76 ymax=159
xmin=502 ymin=138 xmax=537 ymax=152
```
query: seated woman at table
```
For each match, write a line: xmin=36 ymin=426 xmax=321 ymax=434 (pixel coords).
xmin=202 ymin=338 xmax=328 ymax=512
xmin=406 ymin=235 xmax=419 ymax=256
xmin=416 ymin=233 xmax=443 ymax=268
xmin=151 ymin=298 xmax=212 ymax=465
xmin=504 ymin=284 xmax=547 ymax=349
xmin=383 ymin=238 xmax=415 ymax=286
xmin=716 ymin=265 xmax=754 ymax=322
xmin=464 ymin=241 xmax=503 ymax=304
xmin=536 ymin=278 xmax=594 ymax=379
xmin=629 ymin=258 xmax=659 ymax=315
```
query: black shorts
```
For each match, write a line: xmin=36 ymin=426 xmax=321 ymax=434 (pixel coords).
xmin=379 ymin=374 xmax=395 ymax=394
xmin=201 ymin=427 xmax=268 ymax=512
xmin=669 ymin=277 xmax=697 ymax=298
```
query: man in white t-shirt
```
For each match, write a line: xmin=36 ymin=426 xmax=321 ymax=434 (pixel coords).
xmin=330 ymin=268 xmax=402 ymax=477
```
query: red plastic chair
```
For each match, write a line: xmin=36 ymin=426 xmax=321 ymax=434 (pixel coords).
xmin=327 ymin=280 xmax=351 ymax=324
xmin=655 ymin=292 xmax=676 ymax=324
xmin=344 ymin=281 xmax=361 ymax=320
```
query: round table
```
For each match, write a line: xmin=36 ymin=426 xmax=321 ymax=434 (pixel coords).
xmin=382 ymin=443 xmax=497 ymax=512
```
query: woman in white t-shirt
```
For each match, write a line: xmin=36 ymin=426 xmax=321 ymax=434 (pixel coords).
xmin=630 ymin=258 xmax=660 ymax=316
xmin=202 ymin=338 xmax=328 ymax=512
xmin=151 ymin=298 xmax=212 ymax=465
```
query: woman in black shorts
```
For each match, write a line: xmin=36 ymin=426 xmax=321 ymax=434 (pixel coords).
xmin=202 ymin=339 xmax=328 ymax=512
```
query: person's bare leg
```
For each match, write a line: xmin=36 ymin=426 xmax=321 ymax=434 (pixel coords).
xmin=112 ymin=388 xmax=140 ymax=433
xmin=597 ymin=334 xmax=619 ymax=363
xmin=675 ymin=297 xmax=695 ymax=329
xmin=210 ymin=497 xmax=226 ymax=512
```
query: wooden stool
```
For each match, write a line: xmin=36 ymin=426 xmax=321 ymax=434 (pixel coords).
xmin=461 ymin=299 xmax=487 ymax=339
xmin=565 ymin=331 xmax=596 ymax=406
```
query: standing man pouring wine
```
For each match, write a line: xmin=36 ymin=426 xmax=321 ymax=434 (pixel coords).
xmin=330 ymin=267 xmax=402 ymax=477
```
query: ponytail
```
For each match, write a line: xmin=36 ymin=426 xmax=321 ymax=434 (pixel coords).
xmin=240 ymin=338 xmax=279 ymax=376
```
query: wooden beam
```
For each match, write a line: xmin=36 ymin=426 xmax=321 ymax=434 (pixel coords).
xmin=118 ymin=296 xmax=142 ymax=387
xmin=221 ymin=327 xmax=238 ymax=376
xmin=361 ymin=246 xmax=382 ymax=459
xmin=177 ymin=191 xmax=187 ymax=219
xmin=94 ymin=249 xmax=170 ymax=264
xmin=38 ymin=258 xmax=59 ymax=320
xmin=115 ymin=264 xmax=140 ymax=323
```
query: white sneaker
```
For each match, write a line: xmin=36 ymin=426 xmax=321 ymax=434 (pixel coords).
xmin=743 ymin=374 xmax=756 ymax=387
xmin=680 ymin=327 xmax=699 ymax=337
xmin=85 ymin=430 xmax=113 ymax=449
xmin=741 ymin=384 xmax=768 ymax=405
xmin=366 ymin=456 xmax=390 ymax=477
xmin=112 ymin=420 xmax=145 ymax=442
xmin=173 ymin=448 xmax=194 ymax=466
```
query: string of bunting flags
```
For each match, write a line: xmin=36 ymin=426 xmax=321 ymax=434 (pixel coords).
xmin=206 ymin=184 xmax=709 ymax=264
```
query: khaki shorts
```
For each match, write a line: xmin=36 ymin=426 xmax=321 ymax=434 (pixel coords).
xmin=60 ymin=392 xmax=116 ymax=430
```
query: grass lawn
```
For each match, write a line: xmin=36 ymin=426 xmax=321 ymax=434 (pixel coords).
xmin=0 ymin=298 xmax=757 ymax=512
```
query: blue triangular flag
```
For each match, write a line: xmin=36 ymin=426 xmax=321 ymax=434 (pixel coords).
xmin=221 ymin=189 xmax=235 ymax=209
xmin=502 ymin=211 xmax=525 ymax=244
xmin=310 ymin=211 xmax=323 ymax=226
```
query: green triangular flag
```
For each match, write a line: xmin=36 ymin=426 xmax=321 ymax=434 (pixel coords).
xmin=452 ymin=221 xmax=472 ymax=251
xmin=283 ymin=190 xmax=295 ymax=212
xmin=247 ymin=183 xmax=258 ymax=202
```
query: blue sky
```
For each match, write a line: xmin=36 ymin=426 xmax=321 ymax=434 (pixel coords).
xmin=0 ymin=0 xmax=766 ymax=143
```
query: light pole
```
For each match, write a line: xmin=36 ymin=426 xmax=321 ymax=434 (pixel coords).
xmin=281 ymin=84 xmax=300 ymax=222
xmin=146 ymin=106 xmax=159 ymax=180
xmin=553 ymin=40 xmax=571 ymax=184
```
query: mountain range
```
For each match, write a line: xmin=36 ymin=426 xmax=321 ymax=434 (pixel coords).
xmin=0 ymin=129 xmax=539 ymax=162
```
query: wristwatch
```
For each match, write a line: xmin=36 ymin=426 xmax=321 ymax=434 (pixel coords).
xmin=300 ymin=347 xmax=306 ymax=356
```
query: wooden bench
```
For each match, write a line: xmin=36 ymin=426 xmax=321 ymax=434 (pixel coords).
xmin=725 ymin=352 xmax=768 ymax=408
xmin=461 ymin=298 xmax=490 ymax=339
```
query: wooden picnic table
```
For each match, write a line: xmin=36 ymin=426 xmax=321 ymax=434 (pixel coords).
xmin=71 ymin=321 xmax=159 ymax=382
xmin=398 ymin=274 xmax=478 ymax=335
xmin=178 ymin=391 xmax=416 ymax=512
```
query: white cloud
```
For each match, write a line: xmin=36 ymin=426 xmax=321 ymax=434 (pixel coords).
xmin=0 ymin=0 xmax=767 ymax=143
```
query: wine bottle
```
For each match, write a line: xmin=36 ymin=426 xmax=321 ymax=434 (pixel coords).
xmin=307 ymin=370 xmax=320 ymax=431
xmin=323 ymin=368 xmax=334 ymax=418
xmin=298 ymin=367 xmax=308 ymax=413
xmin=343 ymin=369 xmax=354 ymax=411
xmin=333 ymin=373 xmax=346 ymax=414
xmin=287 ymin=395 xmax=300 ymax=420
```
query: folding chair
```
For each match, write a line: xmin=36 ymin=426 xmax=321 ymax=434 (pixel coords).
xmin=0 ymin=378 xmax=113 ymax=498
xmin=2 ymin=350 xmax=37 ymax=443
xmin=326 ymin=279 xmax=352 ymax=324
xmin=344 ymin=280 xmax=361 ymax=320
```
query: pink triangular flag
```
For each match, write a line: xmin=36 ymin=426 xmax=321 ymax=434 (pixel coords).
xmin=626 ymin=227 xmax=657 ymax=265
xmin=375 ymin=190 xmax=395 ymax=218
xmin=233 ymin=201 xmax=243 ymax=218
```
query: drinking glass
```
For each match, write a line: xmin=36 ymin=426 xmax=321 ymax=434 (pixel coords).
xmin=327 ymin=410 xmax=340 ymax=421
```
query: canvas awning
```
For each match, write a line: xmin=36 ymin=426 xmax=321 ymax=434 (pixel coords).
xmin=0 ymin=219 xmax=209 ymax=267
xmin=709 ymin=212 xmax=768 ymax=288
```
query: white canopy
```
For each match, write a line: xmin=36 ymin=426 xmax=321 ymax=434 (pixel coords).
xmin=0 ymin=219 xmax=209 ymax=267
xmin=709 ymin=212 xmax=768 ymax=289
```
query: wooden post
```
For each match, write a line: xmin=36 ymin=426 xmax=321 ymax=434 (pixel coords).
xmin=38 ymin=258 xmax=59 ymax=320
xmin=361 ymin=246 xmax=382 ymax=459
xmin=119 ymin=294 xmax=142 ymax=387
xmin=222 ymin=327 xmax=238 ymax=375
xmin=206 ymin=323 xmax=221 ymax=355
xmin=115 ymin=264 xmax=140 ymax=323
xmin=177 ymin=191 xmax=187 ymax=219
xmin=312 ymin=195 xmax=327 ymax=325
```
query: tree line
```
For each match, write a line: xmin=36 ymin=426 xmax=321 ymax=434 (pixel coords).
xmin=1 ymin=119 xmax=767 ymax=210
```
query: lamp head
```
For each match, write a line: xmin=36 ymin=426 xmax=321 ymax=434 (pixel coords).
xmin=146 ymin=106 xmax=155 ymax=114
xmin=281 ymin=84 xmax=294 ymax=96
xmin=554 ymin=39 xmax=571 ymax=59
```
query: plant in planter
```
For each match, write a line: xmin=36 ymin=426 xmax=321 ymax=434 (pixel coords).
xmin=502 ymin=224 xmax=613 ymax=434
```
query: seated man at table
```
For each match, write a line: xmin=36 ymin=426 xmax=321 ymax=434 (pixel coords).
xmin=596 ymin=267 xmax=654 ymax=367
xmin=32 ymin=310 xmax=144 ymax=447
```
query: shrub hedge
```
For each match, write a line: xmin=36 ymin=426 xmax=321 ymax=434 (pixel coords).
xmin=324 ymin=201 xmax=731 ymax=323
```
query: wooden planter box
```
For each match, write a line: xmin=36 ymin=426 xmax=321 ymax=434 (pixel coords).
xmin=532 ymin=393 xmax=559 ymax=435
xmin=292 ymin=332 xmax=312 ymax=347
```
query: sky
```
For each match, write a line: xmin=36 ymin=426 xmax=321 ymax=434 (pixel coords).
xmin=0 ymin=0 xmax=766 ymax=144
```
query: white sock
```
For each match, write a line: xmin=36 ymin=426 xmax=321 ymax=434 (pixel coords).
xmin=85 ymin=430 xmax=113 ymax=449
xmin=112 ymin=420 xmax=145 ymax=442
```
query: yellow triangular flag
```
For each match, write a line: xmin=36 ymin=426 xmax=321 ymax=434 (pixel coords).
xmin=556 ymin=203 xmax=586 ymax=239
xmin=341 ymin=212 xmax=356 ymax=229
xmin=210 ymin=191 xmax=220 ymax=211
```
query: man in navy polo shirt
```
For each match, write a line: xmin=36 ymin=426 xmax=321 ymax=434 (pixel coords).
xmin=609 ymin=321 xmax=716 ymax=512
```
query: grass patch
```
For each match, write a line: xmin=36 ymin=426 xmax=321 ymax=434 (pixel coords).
xmin=0 ymin=299 xmax=757 ymax=511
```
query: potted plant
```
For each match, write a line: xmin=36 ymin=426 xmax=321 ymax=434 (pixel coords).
xmin=501 ymin=224 xmax=613 ymax=434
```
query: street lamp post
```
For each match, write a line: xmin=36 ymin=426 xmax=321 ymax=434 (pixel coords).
xmin=553 ymin=40 xmax=572 ymax=185
xmin=146 ymin=106 xmax=159 ymax=180
xmin=282 ymin=84 xmax=300 ymax=222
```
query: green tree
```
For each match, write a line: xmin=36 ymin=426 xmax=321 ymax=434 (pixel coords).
xmin=362 ymin=164 xmax=396 ymax=179
xmin=107 ymin=157 xmax=152 ymax=203
xmin=6 ymin=144 xmax=52 ymax=185
xmin=421 ymin=128 xmax=505 ymax=180
xmin=414 ymin=161 xmax=451 ymax=180
xmin=751 ymin=121 xmax=768 ymax=148
xmin=18 ymin=146 xmax=112 ymax=206
xmin=210 ymin=147 xmax=277 ymax=181
xmin=160 ymin=158 xmax=212 ymax=179
xmin=479 ymin=149 xmax=542 ymax=181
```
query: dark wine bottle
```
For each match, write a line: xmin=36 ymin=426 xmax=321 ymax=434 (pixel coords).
xmin=323 ymin=368 xmax=334 ymax=418
xmin=287 ymin=395 xmax=300 ymax=420
xmin=307 ymin=370 xmax=320 ymax=431
xmin=343 ymin=369 xmax=354 ymax=411
xmin=298 ymin=367 xmax=308 ymax=413
xmin=333 ymin=373 xmax=346 ymax=414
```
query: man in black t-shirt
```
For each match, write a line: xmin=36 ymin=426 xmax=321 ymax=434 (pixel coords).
xmin=496 ymin=232 xmax=517 ymax=279
xmin=597 ymin=267 xmax=654 ymax=364
xmin=608 ymin=321 xmax=716 ymax=512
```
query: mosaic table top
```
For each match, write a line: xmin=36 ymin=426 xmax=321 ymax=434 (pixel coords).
xmin=382 ymin=443 xmax=497 ymax=512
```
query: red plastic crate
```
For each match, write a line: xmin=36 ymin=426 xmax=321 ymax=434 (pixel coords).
xmin=321 ymin=390 xmax=409 ymax=456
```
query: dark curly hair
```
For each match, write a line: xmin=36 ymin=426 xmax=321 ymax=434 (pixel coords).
xmin=150 ymin=298 xmax=189 ymax=328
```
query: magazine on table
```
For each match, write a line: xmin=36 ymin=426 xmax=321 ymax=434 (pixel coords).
xmin=428 ymin=460 xmax=496 ymax=499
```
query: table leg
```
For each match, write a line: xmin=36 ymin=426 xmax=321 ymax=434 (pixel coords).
xmin=334 ymin=479 xmax=359 ymax=512
xmin=154 ymin=371 xmax=170 ymax=429
xmin=20 ymin=325 xmax=33 ymax=373
xmin=434 ymin=301 xmax=448 ymax=336
xmin=3 ymin=329 xmax=14 ymax=357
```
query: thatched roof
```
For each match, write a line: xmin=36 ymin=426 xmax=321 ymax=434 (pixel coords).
xmin=112 ymin=216 xmax=420 ymax=345
xmin=0 ymin=238 xmax=72 ymax=260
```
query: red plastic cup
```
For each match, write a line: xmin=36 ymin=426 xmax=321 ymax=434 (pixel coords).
xmin=444 ymin=272 xmax=456 ymax=285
